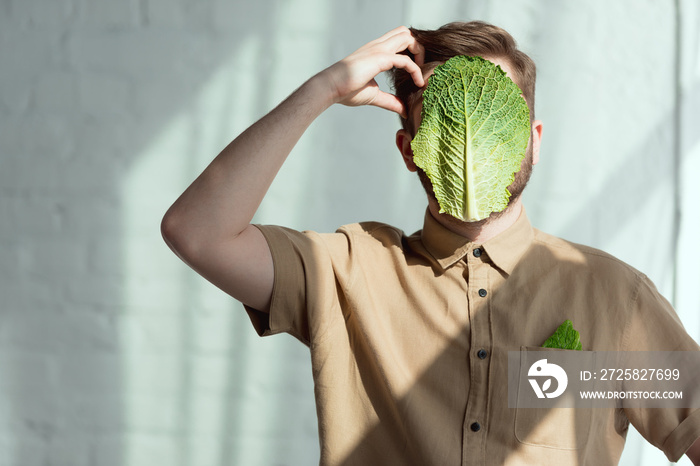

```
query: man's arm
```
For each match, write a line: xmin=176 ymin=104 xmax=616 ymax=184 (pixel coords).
xmin=161 ymin=26 xmax=424 ymax=312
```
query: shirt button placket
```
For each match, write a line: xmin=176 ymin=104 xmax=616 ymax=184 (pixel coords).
xmin=463 ymin=246 xmax=490 ymax=465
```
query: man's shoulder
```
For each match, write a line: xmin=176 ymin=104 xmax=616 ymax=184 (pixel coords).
xmin=530 ymin=228 xmax=645 ymax=280
xmin=335 ymin=220 xmax=409 ymax=245
xmin=257 ymin=220 xmax=418 ymax=260
xmin=329 ymin=220 xmax=435 ymax=264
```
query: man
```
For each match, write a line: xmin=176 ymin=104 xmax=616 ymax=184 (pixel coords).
xmin=162 ymin=22 xmax=700 ymax=465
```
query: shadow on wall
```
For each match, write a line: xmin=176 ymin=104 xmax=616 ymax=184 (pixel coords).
xmin=525 ymin=0 xmax=700 ymax=290
xmin=116 ymin=3 xmax=291 ymax=465
xmin=3 ymin=0 xmax=306 ymax=465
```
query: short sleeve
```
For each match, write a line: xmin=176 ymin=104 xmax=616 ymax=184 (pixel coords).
xmin=621 ymin=274 xmax=700 ymax=461
xmin=243 ymin=224 xmax=351 ymax=347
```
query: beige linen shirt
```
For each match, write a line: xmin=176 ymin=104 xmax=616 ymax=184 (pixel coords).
xmin=246 ymin=209 xmax=700 ymax=465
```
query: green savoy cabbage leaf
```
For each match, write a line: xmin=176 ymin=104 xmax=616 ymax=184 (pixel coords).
xmin=542 ymin=320 xmax=583 ymax=351
xmin=411 ymin=55 xmax=531 ymax=221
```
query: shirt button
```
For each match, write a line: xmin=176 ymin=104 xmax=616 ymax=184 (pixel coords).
xmin=470 ymin=422 xmax=481 ymax=432
xmin=477 ymin=349 xmax=488 ymax=359
xmin=473 ymin=248 xmax=482 ymax=258
xmin=478 ymin=288 xmax=487 ymax=297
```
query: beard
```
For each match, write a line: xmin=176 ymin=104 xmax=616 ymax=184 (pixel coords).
xmin=416 ymin=143 xmax=534 ymax=226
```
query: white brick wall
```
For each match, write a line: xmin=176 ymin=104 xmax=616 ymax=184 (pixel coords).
xmin=1 ymin=0 xmax=698 ymax=464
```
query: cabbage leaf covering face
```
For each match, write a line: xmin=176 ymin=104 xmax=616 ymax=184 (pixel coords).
xmin=411 ymin=55 xmax=531 ymax=222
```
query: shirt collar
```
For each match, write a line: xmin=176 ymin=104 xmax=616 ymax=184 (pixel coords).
xmin=420 ymin=207 xmax=534 ymax=275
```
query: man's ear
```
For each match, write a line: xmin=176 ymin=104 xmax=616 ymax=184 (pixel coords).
xmin=531 ymin=120 xmax=543 ymax=165
xmin=396 ymin=129 xmax=418 ymax=172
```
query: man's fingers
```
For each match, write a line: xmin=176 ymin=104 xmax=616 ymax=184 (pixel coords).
xmin=372 ymin=25 xmax=411 ymax=45
xmin=380 ymin=30 xmax=425 ymax=77
xmin=369 ymin=91 xmax=406 ymax=117
xmin=406 ymin=39 xmax=425 ymax=67
xmin=333 ymin=26 xmax=424 ymax=110
xmin=381 ymin=29 xmax=419 ymax=54
xmin=391 ymin=54 xmax=425 ymax=88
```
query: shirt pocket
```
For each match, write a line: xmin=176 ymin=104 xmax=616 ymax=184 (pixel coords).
xmin=513 ymin=346 xmax=592 ymax=450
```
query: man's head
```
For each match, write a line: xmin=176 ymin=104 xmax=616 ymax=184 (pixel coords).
xmin=390 ymin=21 xmax=537 ymax=135
xmin=390 ymin=21 xmax=543 ymax=222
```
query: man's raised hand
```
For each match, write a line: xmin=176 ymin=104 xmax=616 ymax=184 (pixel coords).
xmin=321 ymin=26 xmax=425 ymax=118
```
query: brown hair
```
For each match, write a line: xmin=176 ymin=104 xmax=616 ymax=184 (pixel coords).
xmin=390 ymin=21 xmax=536 ymax=134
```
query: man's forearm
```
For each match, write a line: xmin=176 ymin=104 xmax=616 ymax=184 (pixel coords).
xmin=161 ymin=27 xmax=424 ymax=310
xmin=161 ymin=73 xmax=334 ymax=253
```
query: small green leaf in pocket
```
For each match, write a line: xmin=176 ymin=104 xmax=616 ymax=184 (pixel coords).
xmin=542 ymin=319 xmax=582 ymax=350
